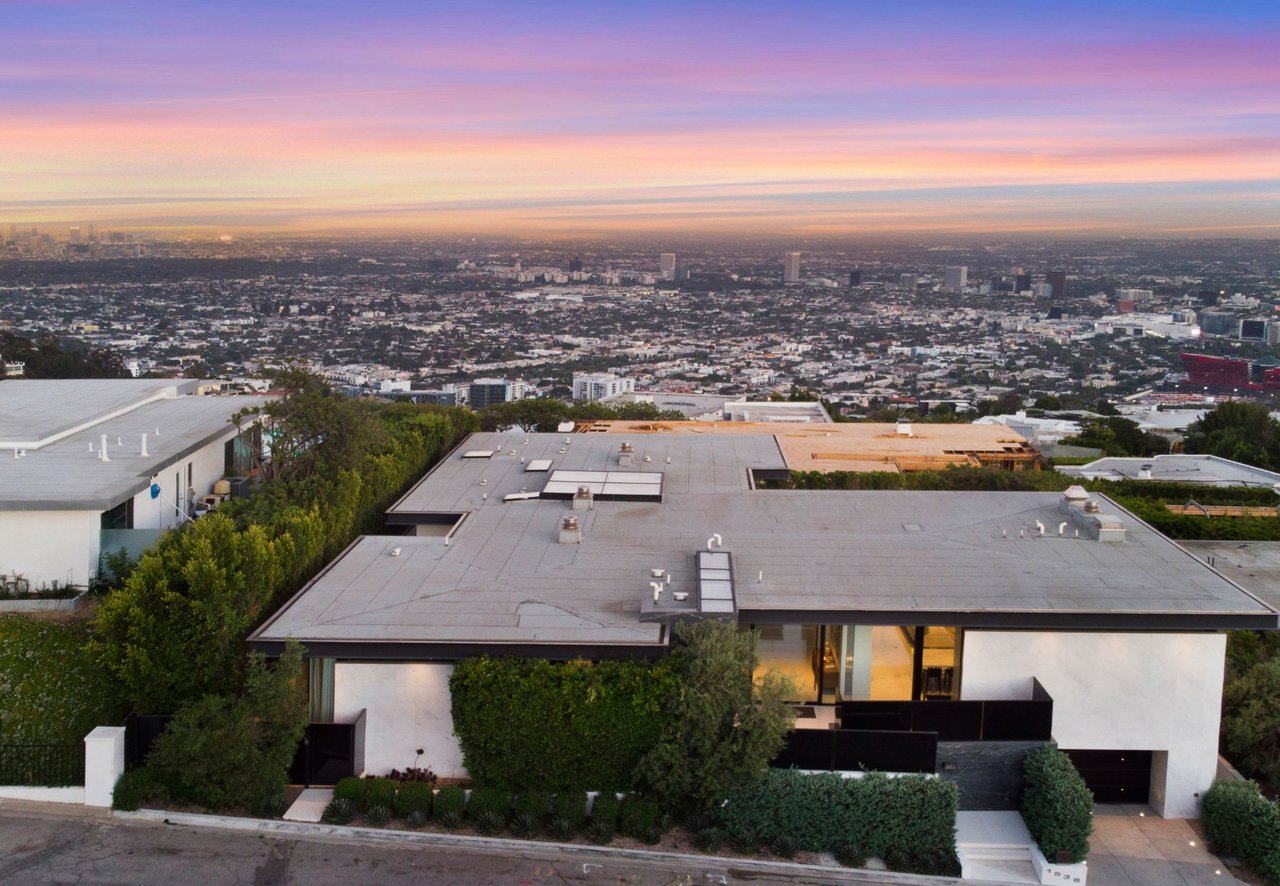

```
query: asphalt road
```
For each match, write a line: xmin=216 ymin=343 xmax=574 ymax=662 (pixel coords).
xmin=0 ymin=807 xmax=939 ymax=886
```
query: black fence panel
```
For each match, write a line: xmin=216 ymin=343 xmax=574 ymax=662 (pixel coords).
xmin=982 ymin=700 xmax=1053 ymax=741
xmin=290 ymin=723 xmax=356 ymax=786
xmin=124 ymin=715 xmax=173 ymax=768
xmin=838 ymin=698 xmax=1052 ymax=743
xmin=832 ymin=729 xmax=937 ymax=773
xmin=771 ymin=729 xmax=834 ymax=770
xmin=0 ymin=744 xmax=84 ymax=786
xmin=909 ymin=701 xmax=984 ymax=740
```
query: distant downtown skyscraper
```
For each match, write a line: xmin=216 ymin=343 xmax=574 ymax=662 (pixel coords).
xmin=783 ymin=252 xmax=801 ymax=284
xmin=944 ymin=265 xmax=968 ymax=291
xmin=1046 ymin=270 xmax=1068 ymax=300
xmin=659 ymin=253 xmax=676 ymax=280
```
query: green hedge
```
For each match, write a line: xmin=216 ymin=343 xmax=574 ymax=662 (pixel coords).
xmin=551 ymin=791 xmax=588 ymax=828
xmin=450 ymin=657 xmax=678 ymax=792
xmin=1202 ymin=780 xmax=1280 ymax=876
xmin=333 ymin=776 xmax=366 ymax=807
xmin=365 ymin=777 xmax=396 ymax=812
xmin=433 ymin=785 xmax=465 ymax=817
xmin=718 ymin=770 xmax=957 ymax=858
xmin=467 ymin=787 xmax=512 ymax=820
xmin=590 ymin=792 xmax=621 ymax=829
xmin=620 ymin=796 xmax=663 ymax=838
xmin=1020 ymin=746 xmax=1093 ymax=863
xmin=394 ymin=781 xmax=434 ymax=818
xmin=514 ymin=791 xmax=550 ymax=821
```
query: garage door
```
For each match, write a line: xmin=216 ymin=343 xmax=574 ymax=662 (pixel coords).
xmin=1061 ymin=749 xmax=1152 ymax=804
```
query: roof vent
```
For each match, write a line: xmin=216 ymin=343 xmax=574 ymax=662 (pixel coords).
xmin=618 ymin=441 xmax=634 ymax=466
xmin=559 ymin=515 xmax=582 ymax=544
xmin=1083 ymin=499 xmax=1101 ymax=513
xmin=896 ymin=421 xmax=913 ymax=437
xmin=572 ymin=485 xmax=594 ymax=511
xmin=1139 ymin=463 xmax=1153 ymax=480
xmin=98 ymin=434 xmax=110 ymax=462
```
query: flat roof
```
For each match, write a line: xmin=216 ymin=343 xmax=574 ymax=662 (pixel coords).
xmin=0 ymin=383 xmax=270 ymax=510
xmin=251 ymin=431 xmax=1278 ymax=657
xmin=1060 ymin=454 xmax=1280 ymax=487
xmin=584 ymin=421 xmax=1040 ymax=473
xmin=0 ymin=379 xmax=200 ymax=448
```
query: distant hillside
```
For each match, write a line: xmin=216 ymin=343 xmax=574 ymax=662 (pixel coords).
xmin=0 ymin=330 xmax=129 ymax=379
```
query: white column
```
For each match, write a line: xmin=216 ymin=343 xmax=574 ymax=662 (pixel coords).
xmin=84 ymin=725 xmax=126 ymax=807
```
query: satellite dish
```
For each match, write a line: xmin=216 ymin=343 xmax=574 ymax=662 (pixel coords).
xmin=150 ymin=483 xmax=161 ymax=499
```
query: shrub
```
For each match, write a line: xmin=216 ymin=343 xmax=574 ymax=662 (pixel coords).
xmin=514 ymin=791 xmax=550 ymax=823
xmin=551 ymin=792 xmax=588 ymax=828
xmin=145 ymin=643 xmax=308 ymax=813
xmin=365 ymin=803 xmax=391 ymax=826
xmin=694 ymin=827 xmax=725 ymax=852
xmin=719 ymin=770 xmax=957 ymax=858
xmin=258 ymin=795 xmax=288 ymax=819
xmin=728 ymin=827 xmax=757 ymax=854
xmin=112 ymin=766 xmax=179 ymax=811
xmin=1201 ymin=779 xmax=1280 ymax=864
xmin=834 ymin=841 xmax=867 ymax=868
xmin=509 ymin=812 xmax=542 ymax=837
xmin=1222 ymin=659 xmax=1280 ymax=789
xmin=394 ymin=781 xmax=434 ymax=819
xmin=450 ymin=657 xmax=678 ymax=793
xmin=590 ymin=792 xmax=621 ymax=829
xmin=468 ymin=787 xmax=512 ymax=822
xmin=438 ymin=809 xmax=463 ymax=829
xmin=322 ymin=797 xmax=356 ymax=824
xmin=771 ymin=834 xmax=798 ymax=859
xmin=620 ymin=796 xmax=662 ymax=839
xmin=364 ymin=777 xmax=396 ymax=813
xmin=1020 ymin=746 xmax=1094 ymax=864
xmin=548 ymin=816 xmax=578 ymax=841
xmin=434 ymin=785 xmax=465 ymax=818
xmin=406 ymin=809 xmax=427 ymax=829
xmin=333 ymin=776 xmax=366 ymax=807
xmin=587 ymin=819 xmax=614 ymax=844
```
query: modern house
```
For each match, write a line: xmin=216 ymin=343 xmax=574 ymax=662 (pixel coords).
xmin=0 ymin=379 xmax=270 ymax=589
xmin=249 ymin=427 xmax=1279 ymax=818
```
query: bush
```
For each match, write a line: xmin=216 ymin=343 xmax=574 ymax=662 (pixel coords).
xmin=771 ymin=834 xmax=799 ymax=858
xmin=885 ymin=847 xmax=962 ymax=877
xmin=509 ymin=812 xmax=542 ymax=837
xmin=548 ymin=816 xmax=578 ymax=841
xmin=620 ymin=796 xmax=662 ymax=839
xmin=394 ymin=781 xmax=433 ymax=818
xmin=406 ymin=809 xmax=427 ymax=829
xmin=365 ymin=803 xmax=391 ymax=826
xmin=144 ymin=643 xmax=308 ymax=812
xmin=258 ymin=795 xmax=288 ymax=819
xmin=450 ymin=657 xmax=678 ymax=793
xmin=586 ymin=819 xmax=614 ymax=844
xmin=112 ymin=765 xmax=180 ymax=811
xmin=434 ymin=785 xmax=465 ymax=818
xmin=364 ymin=777 xmax=396 ymax=813
xmin=333 ymin=776 xmax=366 ymax=807
xmin=322 ymin=797 xmax=356 ymax=824
xmin=1020 ymin=746 xmax=1094 ymax=864
xmin=551 ymin=792 xmax=587 ymax=828
xmin=694 ymin=827 xmax=725 ymax=852
xmin=590 ymin=792 xmax=621 ymax=829
xmin=467 ymin=787 xmax=512 ymax=822
xmin=718 ymin=770 xmax=957 ymax=858
xmin=438 ymin=809 xmax=463 ymax=829
xmin=1201 ymin=780 xmax=1280 ymax=864
xmin=1222 ymin=658 xmax=1280 ymax=788
xmin=514 ymin=791 xmax=550 ymax=823
xmin=834 ymin=841 xmax=867 ymax=868
xmin=728 ymin=827 xmax=757 ymax=854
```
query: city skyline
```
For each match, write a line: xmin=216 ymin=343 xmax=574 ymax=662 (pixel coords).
xmin=4 ymin=1 xmax=1279 ymax=237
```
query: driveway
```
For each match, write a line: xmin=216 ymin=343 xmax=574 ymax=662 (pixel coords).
xmin=1087 ymin=805 xmax=1240 ymax=886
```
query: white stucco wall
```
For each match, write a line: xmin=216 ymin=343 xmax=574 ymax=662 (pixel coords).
xmin=0 ymin=510 xmax=102 ymax=587
xmin=333 ymin=662 xmax=466 ymax=779
xmin=132 ymin=428 xmax=238 ymax=531
xmin=961 ymin=630 xmax=1226 ymax=818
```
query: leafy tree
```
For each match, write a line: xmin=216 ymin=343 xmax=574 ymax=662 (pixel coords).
xmin=1221 ymin=657 xmax=1280 ymax=790
xmin=637 ymin=622 xmax=795 ymax=816
xmin=1063 ymin=416 xmax=1166 ymax=457
xmin=1184 ymin=402 xmax=1280 ymax=469
xmin=145 ymin=641 xmax=307 ymax=811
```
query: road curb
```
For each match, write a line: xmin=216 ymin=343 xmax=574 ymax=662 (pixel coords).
xmin=114 ymin=808 xmax=972 ymax=884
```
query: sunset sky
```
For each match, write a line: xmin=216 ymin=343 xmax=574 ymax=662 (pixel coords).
xmin=4 ymin=1 xmax=1279 ymax=236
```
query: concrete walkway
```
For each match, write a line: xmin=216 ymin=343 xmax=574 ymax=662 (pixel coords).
xmin=1087 ymin=805 xmax=1239 ymax=886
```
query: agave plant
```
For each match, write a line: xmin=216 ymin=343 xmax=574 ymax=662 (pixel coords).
xmin=770 ymin=834 xmax=799 ymax=859
xmin=547 ymin=816 xmax=577 ymax=842
xmin=258 ymin=795 xmax=288 ymax=819
xmin=437 ymin=809 xmax=463 ymax=829
xmin=364 ymin=803 xmax=391 ymax=826
xmin=834 ymin=841 xmax=867 ymax=868
xmin=321 ymin=797 xmax=357 ymax=825
xmin=508 ymin=811 xmax=541 ymax=838
xmin=586 ymin=819 xmax=614 ymax=845
xmin=693 ymin=827 xmax=725 ymax=852
xmin=640 ymin=824 xmax=663 ymax=845
xmin=473 ymin=809 xmax=506 ymax=835
xmin=727 ymin=827 xmax=757 ymax=855
xmin=406 ymin=810 xmax=427 ymax=829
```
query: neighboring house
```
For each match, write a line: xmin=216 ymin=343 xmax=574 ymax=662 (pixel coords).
xmin=0 ymin=379 xmax=270 ymax=588
xmin=1060 ymin=454 xmax=1280 ymax=488
xmin=250 ymin=427 xmax=1278 ymax=818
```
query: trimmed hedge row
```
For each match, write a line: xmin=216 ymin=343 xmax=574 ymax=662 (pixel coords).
xmin=1202 ymin=780 xmax=1280 ymax=884
xmin=717 ymin=770 xmax=958 ymax=865
xmin=450 ymin=657 xmax=680 ymax=792
xmin=1020 ymin=746 xmax=1093 ymax=863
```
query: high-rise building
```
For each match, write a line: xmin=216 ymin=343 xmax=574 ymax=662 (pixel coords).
xmin=659 ymin=253 xmax=676 ymax=281
xmin=572 ymin=372 xmax=635 ymax=402
xmin=1014 ymin=273 xmax=1032 ymax=293
xmin=1032 ymin=282 xmax=1054 ymax=299
xmin=1117 ymin=288 xmax=1154 ymax=303
xmin=783 ymin=252 xmax=801 ymax=285
xmin=848 ymin=269 xmax=862 ymax=287
xmin=1046 ymin=270 xmax=1068 ymax=300
xmin=944 ymin=266 xmax=968 ymax=291
xmin=899 ymin=274 xmax=917 ymax=291
xmin=469 ymin=378 xmax=520 ymax=409
xmin=68 ymin=226 xmax=82 ymax=244
xmin=568 ymin=257 xmax=583 ymax=273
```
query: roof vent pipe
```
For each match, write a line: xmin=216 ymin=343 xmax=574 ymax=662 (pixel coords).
xmin=651 ymin=582 xmax=663 ymax=602
xmin=1035 ymin=521 xmax=1046 ymax=536
xmin=98 ymin=434 xmax=110 ymax=462
xmin=618 ymin=441 xmax=634 ymax=467
xmin=572 ymin=485 xmax=594 ymax=511
xmin=559 ymin=515 xmax=582 ymax=544
xmin=140 ymin=433 xmax=149 ymax=457
xmin=707 ymin=533 xmax=722 ymax=550
xmin=1083 ymin=499 xmax=1101 ymax=514
xmin=1058 ymin=521 xmax=1068 ymax=535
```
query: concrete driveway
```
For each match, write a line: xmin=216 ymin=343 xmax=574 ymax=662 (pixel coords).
xmin=1087 ymin=805 xmax=1239 ymax=886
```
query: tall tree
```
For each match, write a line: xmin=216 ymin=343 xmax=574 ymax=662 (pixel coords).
xmin=1184 ymin=402 xmax=1280 ymax=469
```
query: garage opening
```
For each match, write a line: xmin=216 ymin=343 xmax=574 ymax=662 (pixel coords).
xmin=1062 ymin=749 xmax=1153 ymax=804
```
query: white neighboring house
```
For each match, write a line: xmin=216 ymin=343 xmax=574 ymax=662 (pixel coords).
xmin=572 ymin=372 xmax=634 ymax=402
xmin=0 ymin=379 xmax=270 ymax=589
xmin=251 ymin=428 xmax=1278 ymax=819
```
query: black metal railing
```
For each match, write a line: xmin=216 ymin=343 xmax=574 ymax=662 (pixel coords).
xmin=0 ymin=744 xmax=84 ymax=786
xmin=838 ymin=682 xmax=1053 ymax=743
